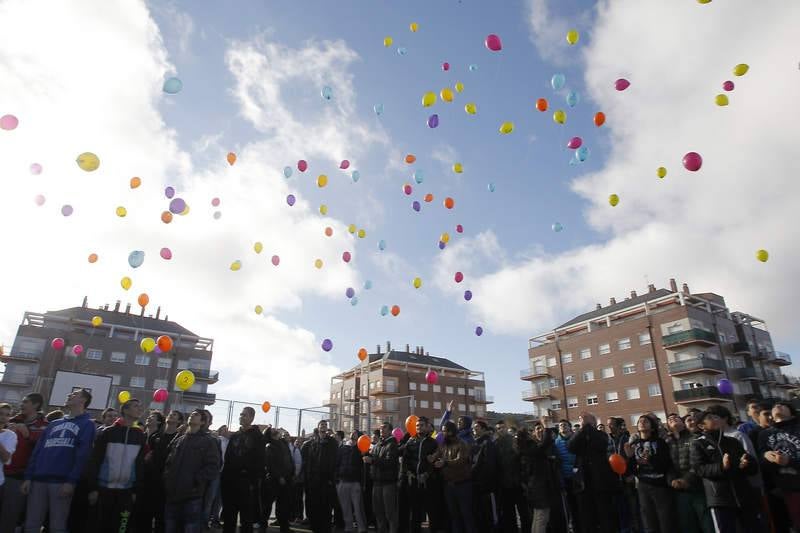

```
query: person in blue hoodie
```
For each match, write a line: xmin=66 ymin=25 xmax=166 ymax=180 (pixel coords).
xmin=439 ymin=401 xmax=474 ymax=445
xmin=21 ymin=388 xmax=96 ymax=533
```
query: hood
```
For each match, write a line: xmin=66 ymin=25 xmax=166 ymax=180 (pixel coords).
xmin=459 ymin=416 xmax=473 ymax=430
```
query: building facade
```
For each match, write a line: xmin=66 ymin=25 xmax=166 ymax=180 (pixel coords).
xmin=521 ymin=279 xmax=797 ymax=426
xmin=0 ymin=298 xmax=218 ymax=414
xmin=326 ymin=342 xmax=492 ymax=433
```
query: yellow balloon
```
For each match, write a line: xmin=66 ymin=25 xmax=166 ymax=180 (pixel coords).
xmin=422 ymin=92 xmax=437 ymax=107
xmin=76 ymin=152 xmax=100 ymax=172
xmin=453 ymin=163 xmax=463 ymax=174
xmin=121 ymin=277 xmax=132 ymax=291
xmin=454 ymin=81 xmax=464 ymax=93
xmin=383 ymin=36 xmax=393 ymax=47
xmin=697 ymin=0 xmax=712 ymax=3
xmin=254 ymin=242 xmax=263 ymax=254
xmin=440 ymin=88 xmax=454 ymax=103
xmin=499 ymin=122 xmax=514 ymax=134
xmin=140 ymin=337 xmax=156 ymax=353
xmin=115 ymin=206 xmax=127 ymax=217
xmin=409 ymin=22 xmax=419 ymax=32
xmin=657 ymin=167 xmax=667 ymax=179
xmin=733 ymin=63 xmax=749 ymax=76
xmin=175 ymin=370 xmax=195 ymax=391
xmin=317 ymin=174 xmax=328 ymax=188
xmin=91 ymin=316 xmax=103 ymax=327
xmin=756 ymin=249 xmax=769 ymax=262
xmin=255 ymin=305 xmax=263 ymax=314
xmin=609 ymin=194 xmax=620 ymax=207
xmin=357 ymin=229 xmax=366 ymax=239
xmin=464 ymin=102 xmax=477 ymax=115
xmin=180 ymin=204 xmax=190 ymax=216
xmin=566 ymin=29 xmax=579 ymax=45
xmin=440 ymin=232 xmax=450 ymax=244
xmin=230 ymin=260 xmax=242 ymax=271
xmin=553 ymin=109 xmax=567 ymax=124
xmin=319 ymin=204 xmax=328 ymax=215
xmin=118 ymin=391 xmax=131 ymax=404
xmin=314 ymin=259 xmax=323 ymax=269
xmin=413 ymin=277 xmax=422 ymax=289
xmin=715 ymin=94 xmax=729 ymax=106
xmin=348 ymin=224 xmax=356 ymax=234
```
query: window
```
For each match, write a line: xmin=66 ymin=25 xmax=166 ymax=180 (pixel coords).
xmin=565 ymin=374 xmax=576 ymax=386
xmin=446 ymin=386 xmax=454 ymax=394
xmin=582 ymin=370 xmax=594 ymax=382
xmin=135 ymin=355 xmax=150 ymax=366
xmin=458 ymin=403 xmax=466 ymax=411
xmin=644 ymin=358 xmax=657 ymax=371
xmin=467 ymin=388 xmax=475 ymax=397
xmin=587 ymin=394 xmax=599 ymax=406
xmin=561 ymin=352 xmax=573 ymax=364
xmin=638 ymin=332 xmax=652 ymax=345
xmin=110 ymin=374 xmax=121 ymax=385
xmin=547 ymin=357 xmax=557 ymax=367
xmin=599 ymin=343 xmax=611 ymax=355
xmin=617 ymin=338 xmax=631 ymax=350
xmin=601 ymin=367 xmax=615 ymax=379
xmin=130 ymin=376 xmax=145 ymax=388
xmin=667 ymin=324 xmax=683 ymax=334
xmin=551 ymin=400 xmax=562 ymax=410
xmin=606 ymin=391 xmax=619 ymax=403
xmin=457 ymin=387 xmax=465 ymax=395
xmin=157 ymin=357 xmax=171 ymax=369
xmin=719 ymin=332 xmax=727 ymax=343
xmin=433 ymin=401 xmax=441 ymax=410
xmin=176 ymin=360 xmax=189 ymax=370
xmin=409 ymin=382 xmax=417 ymax=391
xmin=622 ymin=363 xmax=636 ymax=375
xmin=420 ymin=400 xmax=429 ymax=408
xmin=548 ymin=377 xmax=560 ymax=388
xmin=726 ymin=357 xmax=745 ymax=369
xmin=580 ymin=348 xmax=591 ymax=360
xmin=648 ymin=384 xmax=662 ymax=397
xmin=433 ymin=385 xmax=441 ymax=393
xmin=630 ymin=413 xmax=643 ymax=426
xmin=153 ymin=379 xmax=167 ymax=390
xmin=420 ymin=383 xmax=429 ymax=392
xmin=468 ymin=405 xmax=476 ymax=412
xmin=86 ymin=349 xmax=103 ymax=360
xmin=567 ymin=397 xmax=579 ymax=408
xmin=626 ymin=387 xmax=640 ymax=400
xmin=110 ymin=352 xmax=126 ymax=363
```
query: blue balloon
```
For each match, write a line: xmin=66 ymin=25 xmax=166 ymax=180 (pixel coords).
xmin=374 ymin=103 xmax=384 ymax=116
xmin=163 ymin=77 xmax=183 ymax=94
xmin=413 ymin=170 xmax=424 ymax=184
xmin=350 ymin=296 xmax=359 ymax=306
xmin=475 ymin=326 xmax=483 ymax=337
xmin=397 ymin=47 xmax=407 ymax=56
xmin=412 ymin=201 xmax=421 ymax=212
xmin=575 ymin=146 xmax=590 ymax=162
xmin=351 ymin=170 xmax=360 ymax=183
xmin=378 ymin=239 xmax=387 ymax=251
xmin=568 ymin=157 xmax=578 ymax=166
xmin=566 ymin=90 xmax=580 ymax=108
xmin=464 ymin=290 xmax=473 ymax=301
xmin=469 ymin=64 xmax=478 ymax=71
xmin=128 ymin=250 xmax=145 ymax=269
xmin=283 ymin=166 xmax=293 ymax=179
xmin=321 ymin=86 xmax=333 ymax=100
xmin=551 ymin=73 xmax=566 ymax=91
xmin=552 ymin=222 xmax=564 ymax=232
xmin=427 ymin=114 xmax=439 ymax=128
xmin=364 ymin=280 xmax=373 ymax=290
xmin=380 ymin=305 xmax=389 ymax=316
xmin=438 ymin=241 xmax=446 ymax=250
xmin=345 ymin=287 xmax=355 ymax=299
xmin=487 ymin=183 xmax=496 ymax=192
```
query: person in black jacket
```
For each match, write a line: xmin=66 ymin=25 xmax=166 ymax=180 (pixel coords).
xmin=567 ymin=412 xmax=619 ymax=533
xmin=471 ymin=420 xmax=499 ymax=532
xmin=364 ymin=422 xmax=399 ymax=533
xmin=496 ymin=424 xmax=531 ymax=533
xmin=221 ymin=407 xmax=264 ymax=533
xmin=690 ymin=409 xmax=757 ymax=533
xmin=665 ymin=413 xmax=711 ymax=533
xmin=302 ymin=420 xmax=339 ymax=533
xmin=263 ymin=426 xmax=294 ymax=533
xmin=623 ymin=414 xmax=675 ymax=532
xmin=758 ymin=401 xmax=800 ymax=531
xmin=402 ymin=417 xmax=445 ymax=533
xmin=336 ymin=430 xmax=368 ymax=533
xmin=518 ymin=422 xmax=558 ymax=533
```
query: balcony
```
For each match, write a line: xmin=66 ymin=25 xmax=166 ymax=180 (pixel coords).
xmin=662 ymin=328 xmax=718 ymax=349
xmin=370 ymin=384 xmax=400 ymax=396
xmin=371 ymin=402 xmax=399 ymax=413
xmin=0 ymin=374 xmax=36 ymax=387
xmin=731 ymin=342 xmax=751 ymax=355
xmin=775 ymin=375 xmax=798 ymax=389
xmin=673 ymin=386 xmax=732 ymax=404
xmin=767 ymin=351 xmax=792 ymax=366
xmin=762 ymin=371 xmax=778 ymax=384
xmin=520 ymin=366 xmax=550 ymax=380
xmin=667 ymin=358 xmax=725 ymax=376
xmin=752 ymin=349 xmax=768 ymax=361
xmin=474 ymin=395 xmax=495 ymax=404
xmin=522 ymin=387 xmax=552 ymax=401
xmin=181 ymin=391 xmax=216 ymax=404
xmin=323 ymin=398 xmax=337 ymax=407
xmin=0 ymin=352 xmax=41 ymax=363
xmin=189 ymin=368 xmax=219 ymax=383
xmin=728 ymin=367 xmax=759 ymax=381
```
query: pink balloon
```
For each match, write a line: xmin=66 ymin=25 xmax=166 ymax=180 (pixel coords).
xmin=211 ymin=197 xmax=220 ymax=207
xmin=30 ymin=163 xmax=42 ymax=175
xmin=342 ymin=251 xmax=352 ymax=263
xmin=51 ymin=338 xmax=65 ymax=350
xmin=0 ymin=114 xmax=19 ymax=131
xmin=403 ymin=184 xmax=413 ymax=195
xmin=392 ymin=427 xmax=404 ymax=443
xmin=425 ymin=370 xmax=439 ymax=384
xmin=682 ymin=151 xmax=703 ymax=172
xmin=722 ymin=80 xmax=734 ymax=92
xmin=485 ymin=34 xmax=502 ymax=52
xmin=442 ymin=62 xmax=450 ymax=71
xmin=340 ymin=160 xmax=350 ymax=169
xmin=271 ymin=255 xmax=280 ymax=266
xmin=454 ymin=271 xmax=464 ymax=283
xmin=456 ymin=224 xmax=463 ymax=233
xmin=34 ymin=194 xmax=46 ymax=206
xmin=297 ymin=160 xmax=308 ymax=172
xmin=614 ymin=78 xmax=630 ymax=91
xmin=567 ymin=137 xmax=583 ymax=149
xmin=72 ymin=345 xmax=83 ymax=356
xmin=160 ymin=247 xmax=172 ymax=260
xmin=153 ymin=388 xmax=168 ymax=402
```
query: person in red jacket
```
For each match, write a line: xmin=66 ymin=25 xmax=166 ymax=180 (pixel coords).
xmin=0 ymin=392 xmax=48 ymax=533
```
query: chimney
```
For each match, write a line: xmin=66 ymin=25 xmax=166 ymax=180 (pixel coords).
xmin=682 ymin=283 xmax=690 ymax=295
xmin=425 ymin=351 xmax=429 ymax=356
xmin=124 ymin=303 xmax=131 ymax=314
xmin=155 ymin=306 xmax=161 ymax=320
xmin=386 ymin=341 xmax=391 ymax=352
xmin=103 ymin=304 xmax=109 ymax=311
xmin=406 ymin=343 xmax=410 ymax=353
xmin=114 ymin=300 xmax=121 ymax=312
xmin=630 ymin=290 xmax=637 ymax=298
xmin=596 ymin=303 xmax=602 ymax=310
xmin=376 ymin=344 xmax=381 ymax=355
xmin=164 ymin=315 xmax=168 ymax=321
xmin=610 ymin=297 xmax=616 ymax=305
xmin=81 ymin=296 xmax=88 ymax=308
xmin=648 ymin=284 xmax=656 ymax=293
xmin=669 ymin=278 xmax=678 ymax=292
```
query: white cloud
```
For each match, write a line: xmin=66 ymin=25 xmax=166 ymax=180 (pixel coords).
xmin=526 ymin=0 xmax=591 ymax=67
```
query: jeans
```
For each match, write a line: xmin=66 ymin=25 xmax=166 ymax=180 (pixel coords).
xmin=675 ymin=490 xmax=712 ymax=533
xmin=637 ymin=483 xmax=676 ymax=533
xmin=24 ymin=481 xmax=74 ymax=533
xmin=165 ymin=498 xmax=205 ymax=533
xmin=444 ymin=481 xmax=477 ymax=533
xmin=337 ymin=481 xmax=368 ymax=532
xmin=372 ymin=482 xmax=399 ymax=533
xmin=532 ymin=507 xmax=550 ymax=533
xmin=0 ymin=477 xmax=27 ymax=533
xmin=204 ymin=474 xmax=220 ymax=523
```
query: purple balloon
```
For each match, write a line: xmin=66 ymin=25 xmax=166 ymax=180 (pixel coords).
xmin=435 ymin=432 xmax=445 ymax=445
xmin=717 ymin=378 xmax=733 ymax=395
xmin=475 ymin=326 xmax=483 ymax=336
xmin=286 ymin=194 xmax=296 ymax=206
xmin=438 ymin=241 xmax=446 ymax=250
xmin=464 ymin=290 xmax=473 ymax=301
xmin=61 ymin=204 xmax=73 ymax=217
xmin=412 ymin=200 xmax=421 ymax=212
xmin=321 ymin=338 xmax=333 ymax=352
xmin=345 ymin=287 xmax=355 ymax=299
xmin=427 ymin=114 xmax=439 ymax=128
xmin=165 ymin=186 xmax=175 ymax=199
xmin=169 ymin=198 xmax=186 ymax=214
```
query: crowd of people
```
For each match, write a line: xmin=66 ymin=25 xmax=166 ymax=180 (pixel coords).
xmin=0 ymin=392 xmax=797 ymax=533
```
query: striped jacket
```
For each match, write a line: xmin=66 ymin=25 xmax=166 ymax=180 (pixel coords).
xmin=87 ymin=419 xmax=146 ymax=490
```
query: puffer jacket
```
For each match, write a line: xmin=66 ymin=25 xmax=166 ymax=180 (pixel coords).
xmin=757 ymin=417 xmax=800 ymax=492
xmin=520 ymin=431 xmax=559 ymax=508
xmin=690 ymin=430 xmax=757 ymax=508
xmin=436 ymin=438 xmax=472 ymax=483
xmin=471 ymin=433 xmax=499 ymax=494
xmin=554 ymin=434 xmax=575 ymax=481
xmin=666 ymin=429 xmax=701 ymax=490
xmin=163 ymin=430 xmax=221 ymax=503
xmin=370 ymin=436 xmax=399 ymax=484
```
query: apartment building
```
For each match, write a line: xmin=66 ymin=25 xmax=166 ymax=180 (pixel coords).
xmin=327 ymin=342 xmax=492 ymax=433
xmin=521 ymin=279 xmax=796 ymax=426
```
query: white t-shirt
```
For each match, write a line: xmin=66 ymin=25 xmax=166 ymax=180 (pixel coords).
xmin=0 ymin=429 xmax=18 ymax=486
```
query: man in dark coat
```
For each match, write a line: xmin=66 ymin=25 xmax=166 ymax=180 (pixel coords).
xmin=471 ymin=420 xmax=499 ymax=532
xmin=302 ymin=420 xmax=339 ymax=533
xmin=264 ymin=426 xmax=294 ymax=532
xmin=402 ymin=417 xmax=444 ymax=533
xmin=364 ymin=422 xmax=400 ymax=533
xmin=758 ymin=401 xmax=800 ymax=531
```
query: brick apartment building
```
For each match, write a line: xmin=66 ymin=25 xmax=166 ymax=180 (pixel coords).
xmin=326 ymin=342 xmax=492 ymax=433
xmin=521 ymin=279 xmax=797 ymax=427
xmin=0 ymin=298 xmax=218 ymax=414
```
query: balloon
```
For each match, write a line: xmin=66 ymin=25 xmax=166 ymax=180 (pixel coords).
xmin=321 ymin=86 xmax=333 ymax=100
xmin=717 ymin=378 xmax=733 ymax=395
xmin=340 ymin=160 xmax=350 ymax=169
xmin=424 ymin=193 xmax=434 ymax=203
xmin=322 ymin=338 xmax=333 ymax=352
xmin=76 ymin=152 xmax=100 ymax=172
xmin=364 ymin=280 xmax=372 ymax=290
xmin=422 ymin=92 xmax=436 ymax=107
xmin=425 ymin=370 xmax=438 ymax=384
xmin=405 ymin=154 xmax=416 ymax=164
xmin=391 ymin=305 xmax=400 ymax=317
xmin=715 ymin=94 xmax=729 ymax=106
xmin=255 ymin=305 xmax=263 ymax=314
xmin=487 ymin=183 xmax=496 ymax=193
xmin=413 ymin=277 xmax=422 ymax=289
xmin=406 ymin=415 xmax=419 ymax=436
xmin=657 ymin=167 xmax=667 ymax=179
xmin=71 ymin=344 xmax=83 ymax=356
xmin=440 ymin=87 xmax=454 ymax=102
xmin=575 ymin=146 xmax=590 ymax=162
xmin=165 ymin=186 xmax=175 ymax=199
xmin=733 ymin=63 xmax=749 ymax=76
xmin=609 ymin=194 xmax=620 ymax=207
xmin=351 ymin=170 xmax=360 ymax=183
xmin=357 ymin=434 xmax=371 ymax=453
xmin=380 ymin=305 xmax=389 ymax=316
xmin=286 ymin=194 xmax=296 ymax=206
xmin=49 ymin=338 xmax=66 ymax=351
xmin=464 ymin=102 xmax=477 ymax=114
xmin=609 ymin=453 xmax=627 ymax=475
xmin=253 ymin=242 xmax=263 ymax=254
xmin=152 ymin=388 xmax=168 ymax=402
xmin=157 ymin=335 xmax=173 ymax=352
xmin=262 ymin=401 xmax=271 ymax=413
xmin=499 ymin=122 xmax=514 ymax=134
xmin=180 ymin=204 xmax=190 ymax=216
xmin=440 ymin=232 xmax=450 ymax=244
xmin=413 ymin=170 xmax=424 ymax=184
xmin=403 ymin=183 xmax=413 ymax=195
xmin=438 ymin=241 xmax=446 ymax=250
xmin=566 ymin=29 xmax=579 ymax=45
xmin=319 ymin=204 xmax=328 ymax=215
xmin=454 ymin=271 xmax=464 ymax=283
xmin=26 ymin=164 xmax=39 ymax=175
xmin=346 ymin=287 xmax=355 ymax=299
xmin=464 ymin=290 xmax=473 ymax=301
xmin=91 ymin=316 xmax=103 ymax=327
xmin=475 ymin=326 xmax=484 ymax=336
xmin=682 ymin=152 xmax=703 ymax=171
xmin=442 ymin=61 xmax=452 ymax=71
xmin=316 ymin=174 xmax=328 ymax=188
xmin=115 ymin=206 xmax=127 ymax=218
xmin=453 ymin=163 xmax=463 ymax=174
xmin=383 ymin=36 xmax=393 ymax=47
xmin=722 ymin=80 xmax=734 ymax=91
xmin=410 ymin=22 xmax=419 ymax=32
xmin=118 ymin=391 xmax=131 ymax=404
xmin=455 ymin=81 xmax=464 ymax=93
xmin=34 ymin=194 xmax=45 ymax=206
xmin=61 ymin=204 xmax=74 ymax=217
xmin=566 ymin=90 xmax=580 ymax=108
xmin=130 ymin=177 xmax=141 ymax=188
xmin=342 ymin=251 xmax=352 ymax=263
xmin=456 ymin=224 xmax=464 ymax=233
xmin=169 ymin=198 xmax=186 ymax=214
xmin=163 ymin=77 xmax=183 ymax=94
xmin=536 ymin=98 xmax=548 ymax=112
xmin=140 ymin=337 xmax=156 ymax=353
xmin=378 ymin=239 xmax=387 ymax=251
xmin=444 ymin=197 xmax=454 ymax=209
xmin=567 ymin=137 xmax=582 ymax=149
xmin=348 ymin=224 xmax=356 ymax=234
xmin=551 ymin=73 xmax=566 ymax=91
xmin=484 ymin=34 xmax=502 ymax=51
xmin=121 ymin=276 xmax=132 ymax=290
xmin=161 ymin=211 xmax=173 ymax=224
xmin=614 ymin=78 xmax=631 ymax=91
xmin=324 ymin=227 xmax=333 ymax=237
xmin=314 ymin=259 xmax=323 ymax=269
xmin=138 ymin=293 xmax=149 ymax=307
xmin=697 ymin=0 xmax=712 ymax=3
xmin=358 ymin=348 xmax=368 ymax=361
xmin=427 ymin=114 xmax=439 ymax=128
xmin=88 ymin=253 xmax=98 ymax=264
xmin=297 ymin=160 xmax=308 ymax=172
xmin=397 ymin=47 xmax=407 ymax=56
xmin=552 ymin=222 xmax=564 ymax=232
xmin=213 ymin=211 xmax=221 ymax=220
xmin=272 ymin=255 xmax=280 ymax=266
xmin=373 ymin=103 xmax=384 ymax=116
xmin=412 ymin=200 xmax=421 ymax=212
xmin=553 ymin=109 xmax=566 ymax=124
xmin=594 ymin=111 xmax=606 ymax=127
xmin=175 ymin=370 xmax=195 ymax=391
xmin=756 ymin=249 xmax=769 ymax=262
xmin=0 ymin=114 xmax=19 ymax=130
xmin=226 ymin=152 xmax=237 ymax=166
xmin=392 ymin=427 xmax=404 ymax=443
xmin=230 ymin=260 xmax=242 ymax=271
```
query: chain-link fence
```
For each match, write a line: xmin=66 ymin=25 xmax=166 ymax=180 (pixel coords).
xmin=207 ymin=399 xmax=344 ymax=436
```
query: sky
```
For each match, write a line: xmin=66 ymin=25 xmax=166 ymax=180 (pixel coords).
xmin=0 ymin=0 xmax=798 ymax=418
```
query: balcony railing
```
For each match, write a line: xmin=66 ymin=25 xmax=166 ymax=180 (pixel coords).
xmin=520 ymin=367 xmax=550 ymax=380
xmin=522 ymin=387 xmax=551 ymax=401
xmin=189 ymin=368 xmax=219 ymax=382
xmin=673 ymin=386 xmax=732 ymax=403
xmin=731 ymin=342 xmax=751 ymax=355
xmin=0 ymin=352 xmax=41 ymax=362
xmin=475 ymin=395 xmax=495 ymax=404
xmin=752 ymin=349 xmax=768 ymax=361
xmin=181 ymin=391 xmax=216 ymax=404
xmin=662 ymin=328 xmax=718 ymax=348
xmin=0 ymin=373 xmax=36 ymax=386
xmin=667 ymin=358 xmax=725 ymax=376
xmin=768 ymin=352 xmax=792 ymax=366
xmin=728 ymin=367 xmax=759 ymax=381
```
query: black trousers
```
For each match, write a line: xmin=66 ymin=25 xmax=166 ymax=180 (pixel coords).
xmin=575 ymin=490 xmax=617 ymax=533
xmin=262 ymin=478 xmax=292 ymax=530
xmin=499 ymin=486 xmax=531 ymax=533
xmin=94 ymin=488 xmax=135 ymax=532
xmin=306 ymin=482 xmax=334 ymax=533
xmin=408 ymin=476 xmax=447 ymax=533
xmin=221 ymin=476 xmax=260 ymax=533
xmin=134 ymin=476 xmax=166 ymax=533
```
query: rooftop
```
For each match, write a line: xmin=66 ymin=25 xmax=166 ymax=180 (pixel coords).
xmin=44 ymin=305 xmax=199 ymax=338
xmin=556 ymin=288 xmax=673 ymax=329
xmin=367 ymin=349 xmax=469 ymax=371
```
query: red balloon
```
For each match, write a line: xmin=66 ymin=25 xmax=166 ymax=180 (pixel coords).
xmin=594 ymin=111 xmax=606 ymax=127
xmin=297 ymin=160 xmax=308 ymax=172
xmin=536 ymin=98 xmax=548 ymax=112
xmin=609 ymin=453 xmax=627 ymax=475
xmin=391 ymin=305 xmax=400 ymax=317
xmin=425 ymin=370 xmax=438 ymax=384
xmin=153 ymin=389 xmax=168 ymax=402
xmin=485 ymin=34 xmax=502 ymax=51
xmin=342 ymin=251 xmax=352 ymax=263
xmin=454 ymin=272 xmax=464 ymax=283
xmin=51 ymin=338 xmax=65 ymax=350
xmin=682 ymin=151 xmax=703 ymax=172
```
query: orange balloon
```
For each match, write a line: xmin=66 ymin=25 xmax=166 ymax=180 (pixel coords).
xmin=358 ymin=347 xmax=368 ymax=361
xmin=536 ymin=98 xmax=548 ymax=112
xmin=137 ymin=293 xmax=149 ymax=307
xmin=130 ymin=177 xmax=141 ymax=189
xmin=424 ymin=193 xmax=434 ymax=203
xmin=161 ymin=211 xmax=173 ymax=224
xmin=443 ymin=197 xmax=455 ymax=209
xmin=405 ymin=415 xmax=419 ymax=437
xmin=157 ymin=335 xmax=173 ymax=352
xmin=594 ymin=111 xmax=606 ymax=127
xmin=405 ymin=154 xmax=416 ymax=164
xmin=226 ymin=152 xmax=237 ymax=165
xmin=391 ymin=305 xmax=400 ymax=317
xmin=324 ymin=226 xmax=333 ymax=237
xmin=609 ymin=453 xmax=627 ymax=475
xmin=88 ymin=253 xmax=98 ymax=264
xmin=357 ymin=434 xmax=371 ymax=453
xmin=262 ymin=401 xmax=271 ymax=413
